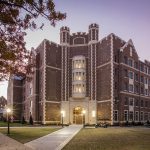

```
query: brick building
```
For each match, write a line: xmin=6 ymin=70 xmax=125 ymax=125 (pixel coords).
xmin=7 ymin=23 xmax=150 ymax=125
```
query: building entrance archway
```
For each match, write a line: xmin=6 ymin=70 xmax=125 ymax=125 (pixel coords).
xmin=73 ymin=107 xmax=85 ymax=124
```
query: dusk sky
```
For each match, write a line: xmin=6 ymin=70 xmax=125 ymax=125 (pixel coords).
xmin=0 ymin=0 xmax=150 ymax=98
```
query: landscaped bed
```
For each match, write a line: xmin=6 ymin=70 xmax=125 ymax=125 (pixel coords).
xmin=63 ymin=127 xmax=150 ymax=150
xmin=0 ymin=127 xmax=60 ymax=143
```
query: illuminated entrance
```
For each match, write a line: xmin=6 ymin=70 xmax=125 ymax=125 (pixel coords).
xmin=73 ymin=107 xmax=85 ymax=124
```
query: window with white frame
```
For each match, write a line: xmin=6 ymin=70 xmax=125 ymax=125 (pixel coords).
xmin=128 ymin=59 xmax=133 ymax=67
xmin=144 ymin=77 xmax=148 ymax=84
xmin=135 ymin=111 xmax=139 ymax=121
xmin=124 ymin=110 xmax=128 ymax=121
xmin=144 ymin=112 xmax=148 ymax=121
xmin=129 ymin=111 xmax=134 ymax=121
xmin=129 ymin=98 xmax=134 ymax=106
xmin=129 ymin=84 xmax=134 ymax=92
xmin=128 ymin=71 xmax=134 ymax=79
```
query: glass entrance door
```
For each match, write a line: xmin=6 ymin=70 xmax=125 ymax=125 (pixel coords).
xmin=73 ymin=107 xmax=85 ymax=124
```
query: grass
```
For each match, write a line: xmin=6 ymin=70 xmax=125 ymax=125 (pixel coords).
xmin=63 ymin=127 xmax=150 ymax=150
xmin=0 ymin=121 xmax=28 ymax=127
xmin=0 ymin=127 xmax=60 ymax=143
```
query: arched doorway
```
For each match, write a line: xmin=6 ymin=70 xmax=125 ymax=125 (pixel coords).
xmin=73 ymin=107 xmax=85 ymax=124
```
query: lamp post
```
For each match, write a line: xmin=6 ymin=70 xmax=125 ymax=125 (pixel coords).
xmin=61 ymin=110 xmax=65 ymax=127
xmin=82 ymin=110 xmax=86 ymax=128
xmin=6 ymin=108 xmax=11 ymax=135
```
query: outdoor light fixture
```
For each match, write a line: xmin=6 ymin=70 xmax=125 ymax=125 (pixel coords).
xmin=92 ymin=110 xmax=96 ymax=117
xmin=6 ymin=108 xmax=11 ymax=134
xmin=61 ymin=110 xmax=65 ymax=127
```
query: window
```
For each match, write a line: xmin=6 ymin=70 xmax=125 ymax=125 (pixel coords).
xmin=141 ymin=100 xmax=144 ymax=107
xmin=148 ymin=112 xmax=150 ymax=121
xmin=129 ymin=84 xmax=134 ymax=92
xmin=148 ymin=67 xmax=150 ymax=74
xmin=128 ymin=59 xmax=133 ymax=67
xmin=145 ymin=101 xmax=148 ymax=107
xmin=129 ymin=98 xmax=134 ymax=106
xmin=129 ymin=71 xmax=133 ymax=79
xmin=140 ymin=63 xmax=144 ymax=72
xmin=140 ymin=87 xmax=144 ymax=95
xmin=115 ymin=82 xmax=117 ymax=89
xmin=129 ymin=111 xmax=134 ymax=121
xmin=145 ymin=89 xmax=148 ymax=96
xmin=135 ymin=99 xmax=139 ymax=107
xmin=124 ymin=82 xmax=128 ymax=91
xmin=145 ymin=66 xmax=148 ymax=74
xmin=114 ymin=55 xmax=117 ymax=62
xmin=135 ymin=111 xmax=139 ymax=121
xmin=144 ymin=112 xmax=148 ymax=121
xmin=124 ymin=69 xmax=128 ymax=77
xmin=124 ymin=97 xmax=128 ymax=105
xmin=124 ymin=56 xmax=128 ymax=64
xmin=115 ymin=68 xmax=118 ymax=75
xmin=148 ymin=79 xmax=150 ymax=85
xmin=144 ymin=77 xmax=148 ymax=84
xmin=114 ymin=110 xmax=118 ymax=121
xmin=140 ymin=112 xmax=144 ymax=121
xmin=135 ymin=85 xmax=139 ymax=93
xmin=135 ymin=73 xmax=138 ymax=81
xmin=140 ymin=76 xmax=144 ymax=83
xmin=124 ymin=110 xmax=128 ymax=121
xmin=134 ymin=62 xmax=138 ymax=69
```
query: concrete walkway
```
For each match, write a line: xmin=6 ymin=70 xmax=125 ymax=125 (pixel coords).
xmin=25 ymin=125 xmax=82 ymax=150
xmin=0 ymin=132 xmax=32 ymax=150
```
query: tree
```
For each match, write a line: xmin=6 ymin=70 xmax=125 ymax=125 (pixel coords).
xmin=0 ymin=0 xmax=66 ymax=80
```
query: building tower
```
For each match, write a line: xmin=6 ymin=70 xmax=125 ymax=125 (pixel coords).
xmin=88 ymin=23 xmax=99 ymax=124
xmin=60 ymin=27 xmax=70 ymax=102
xmin=88 ymin=23 xmax=99 ymax=101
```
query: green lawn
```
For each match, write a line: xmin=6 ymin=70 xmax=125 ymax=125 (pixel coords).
xmin=0 ymin=127 xmax=60 ymax=143
xmin=63 ymin=127 xmax=150 ymax=150
xmin=0 ymin=121 xmax=28 ymax=127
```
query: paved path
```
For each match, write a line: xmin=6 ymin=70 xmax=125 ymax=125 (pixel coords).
xmin=0 ymin=132 xmax=32 ymax=150
xmin=25 ymin=125 xmax=82 ymax=150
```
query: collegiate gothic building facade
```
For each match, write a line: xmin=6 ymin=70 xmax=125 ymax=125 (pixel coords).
xmin=8 ymin=23 xmax=150 ymax=125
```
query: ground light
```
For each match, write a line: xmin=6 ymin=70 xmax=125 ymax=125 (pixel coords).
xmin=6 ymin=108 xmax=11 ymax=135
